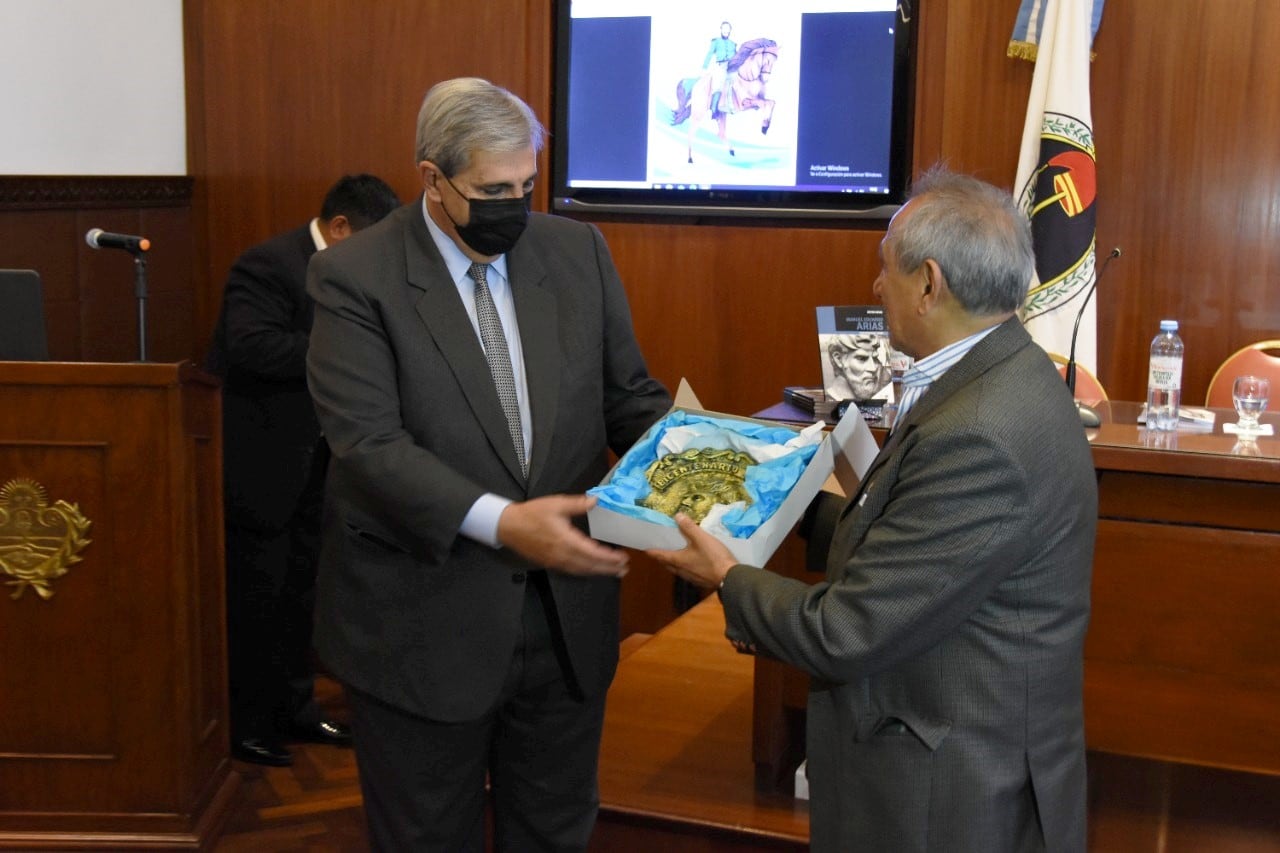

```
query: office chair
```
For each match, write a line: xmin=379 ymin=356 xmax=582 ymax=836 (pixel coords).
xmin=1048 ymin=352 xmax=1109 ymax=403
xmin=1205 ymin=340 xmax=1280 ymax=407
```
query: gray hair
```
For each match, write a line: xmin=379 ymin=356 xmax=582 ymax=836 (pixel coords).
xmin=414 ymin=78 xmax=546 ymax=175
xmin=888 ymin=165 xmax=1034 ymax=315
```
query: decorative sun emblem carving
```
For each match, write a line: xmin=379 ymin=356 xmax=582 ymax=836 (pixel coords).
xmin=0 ymin=478 xmax=93 ymax=600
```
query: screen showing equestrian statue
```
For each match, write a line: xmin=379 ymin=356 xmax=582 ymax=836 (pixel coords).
xmin=552 ymin=0 xmax=915 ymax=219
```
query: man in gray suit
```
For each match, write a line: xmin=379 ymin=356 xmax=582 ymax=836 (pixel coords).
xmin=649 ymin=168 xmax=1098 ymax=852
xmin=305 ymin=78 xmax=671 ymax=851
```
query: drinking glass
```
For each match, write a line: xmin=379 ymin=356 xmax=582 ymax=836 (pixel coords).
xmin=1231 ymin=375 xmax=1270 ymax=433
xmin=1232 ymin=437 xmax=1263 ymax=456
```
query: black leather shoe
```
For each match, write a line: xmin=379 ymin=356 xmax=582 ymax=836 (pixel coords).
xmin=288 ymin=719 xmax=353 ymax=747
xmin=232 ymin=738 xmax=293 ymax=767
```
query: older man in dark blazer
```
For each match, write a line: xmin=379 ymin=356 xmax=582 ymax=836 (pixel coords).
xmin=650 ymin=168 xmax=1098 ymax=852
xmin=305 ymin=78 xmax=670 ymax=851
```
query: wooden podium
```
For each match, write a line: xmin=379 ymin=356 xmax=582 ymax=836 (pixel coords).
xmin=0 ymin=362 xmax=236 ymax=850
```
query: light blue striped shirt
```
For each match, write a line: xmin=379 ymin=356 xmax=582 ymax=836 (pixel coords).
xmin=422 ymin=199 xmax=528 ymax=548
xmin=893 ymin=323 xmax=1003 ymax=430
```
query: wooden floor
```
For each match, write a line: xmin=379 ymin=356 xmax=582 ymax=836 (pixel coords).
xmin=214 ymin=678 xmax=367 ymax=853
xmin=213 ymin=656 xmax=1280 ymax=853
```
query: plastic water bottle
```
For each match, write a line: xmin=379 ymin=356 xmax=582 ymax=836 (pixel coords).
xmin=1146 ymin=320 xmax=1184 ymax=431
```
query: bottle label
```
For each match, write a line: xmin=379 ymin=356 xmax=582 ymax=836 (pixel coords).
xmin=1148 ymin=356 xmax=1182 ymax=390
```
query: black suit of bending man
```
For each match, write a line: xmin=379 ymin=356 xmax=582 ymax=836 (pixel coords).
xmin=207 ymin=174 xmax=400 ymax=767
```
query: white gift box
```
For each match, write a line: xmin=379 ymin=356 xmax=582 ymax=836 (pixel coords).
xmin=587 ymin=380 xmax=874 ymax=566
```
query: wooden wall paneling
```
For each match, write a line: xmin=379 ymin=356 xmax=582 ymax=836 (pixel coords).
xmin=0 ymin=177 xmax=197 ymax=363
xmin=1091 ymin=1 xmax=1280 ymax=403
xmin=187 ymin=0 xmax=678 ymax=638
xmin=184 ymin=0 xmax=1280 ymax=641
xmin=75 ymin=206 xmax=197 ymax=364
xmin=524 ymin=0 xmax=554 ymax=213
xmin=0 ymin=209 xmax=81 ymax=358
xmin=914 ymin=0 xmax=1280 ymax=403
xmin=928 ymin=0 xmax=1032 ymax=183
xmin=183 ymin=0 xmax=212 ymax=358
xmin=76 ymin=207 xmax=151 ymax=362
xmin=599 ymin=221 xmax=886 ymax=418
xmin=138 ymin=205 xmax=198 ymax=361
xmin=909 ymin=0 xmax=947 ymax=169
xmin=188 ymin=0 xmax=550 ymax=353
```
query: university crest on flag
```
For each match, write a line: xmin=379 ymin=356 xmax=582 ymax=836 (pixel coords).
xmin=1010 ymin=0 xmax=1106 ymax=369
xmin=1018 ymin=116 xmax=1096 ymax=322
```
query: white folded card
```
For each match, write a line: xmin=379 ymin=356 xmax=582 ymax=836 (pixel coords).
xmin=1223 ymin=422 xmax=1274 ymax=436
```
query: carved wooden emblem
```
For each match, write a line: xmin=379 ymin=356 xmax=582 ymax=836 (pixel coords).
xmin=0 ymin=478 xmax=93 ymax=600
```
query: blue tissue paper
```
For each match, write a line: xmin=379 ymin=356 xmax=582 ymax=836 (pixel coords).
xmin=587 ymin=410 xmax=819 ymax=539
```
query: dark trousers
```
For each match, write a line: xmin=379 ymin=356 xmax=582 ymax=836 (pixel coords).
xmin=346 ymin=575 xmax=606 ymax=853
xmin=225 ymin=440 xmax=328 ymax=740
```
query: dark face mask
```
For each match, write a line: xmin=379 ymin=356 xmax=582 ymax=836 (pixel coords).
xmin=442 ymin=175 xmax=531 ymax=256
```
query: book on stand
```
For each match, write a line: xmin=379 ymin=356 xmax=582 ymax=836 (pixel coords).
xmin=815 ymin=305 xmax=896 ymax=404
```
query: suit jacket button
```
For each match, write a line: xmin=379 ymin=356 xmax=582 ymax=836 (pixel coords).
xmin=512 ymin=572 xmax=526 ymax=583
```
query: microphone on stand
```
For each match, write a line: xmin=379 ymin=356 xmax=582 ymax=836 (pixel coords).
xmin=1064 ymin=246 xmax=1121 ymax=427
xmin=84 ymin=228 xmax=153 ymax=361
xmin=85 ymin=228 xmax=151 ymax=254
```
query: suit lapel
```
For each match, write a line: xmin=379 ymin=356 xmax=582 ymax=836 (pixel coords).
xmin=403 ymin=206 xmax=528 ymax=485
xmin=891 ymin=318 xmax=1030 ymax=438
xmin=838 ymin=434 xmax=900 ymax=524
xmin=838 ymin=318 xmax=1032 ymax=522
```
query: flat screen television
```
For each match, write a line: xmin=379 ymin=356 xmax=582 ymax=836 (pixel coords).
xmin=551 ymin=0 xmax=917 ymax=221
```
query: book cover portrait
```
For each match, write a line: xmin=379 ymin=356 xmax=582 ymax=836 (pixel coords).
xmin=816 ymin=305 xmax=895 ymax=403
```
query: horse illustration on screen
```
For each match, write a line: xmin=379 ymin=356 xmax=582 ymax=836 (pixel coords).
xmin=671 ymin=38 xmax=778 ymax=164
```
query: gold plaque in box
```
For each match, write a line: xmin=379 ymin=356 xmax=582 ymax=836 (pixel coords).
xmin=0 ymin=478 xmax=93 ymax=601
xmin=640 ymin=447 xmax=755 ymax=524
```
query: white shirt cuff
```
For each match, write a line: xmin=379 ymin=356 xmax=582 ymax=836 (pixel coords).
xmin=460 ymin=492 xmax=514 ymax=549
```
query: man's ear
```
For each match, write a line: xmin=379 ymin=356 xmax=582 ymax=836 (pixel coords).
xmin=324 ymin=215 xmax=352 ymax=244
xmin=920 ymin=259 xmax=945 ymax=310
xmin=420 ymin=160 xmax=444 ymax=203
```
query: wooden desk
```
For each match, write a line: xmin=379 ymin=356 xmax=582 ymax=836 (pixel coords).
xmin=596 ymin=573 xmax=1280 ymax=852
xmin=596 ymin=596 xmax=808 ymax=852
xmin=752 ymin=401 xmax=1280 ymax=784
xmin=1080 ymin=401 xmax=1280 ymax=773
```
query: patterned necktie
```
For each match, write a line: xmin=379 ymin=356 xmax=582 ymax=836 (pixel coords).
xmin=468 ymin=262 xmax=527 ymax=477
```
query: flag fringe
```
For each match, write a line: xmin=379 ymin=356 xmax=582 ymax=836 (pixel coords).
xmin=1008 ymin=40 xmax=1097 ymax=63
xmin=1007 ymin=40 xmax=1039 ymax=62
